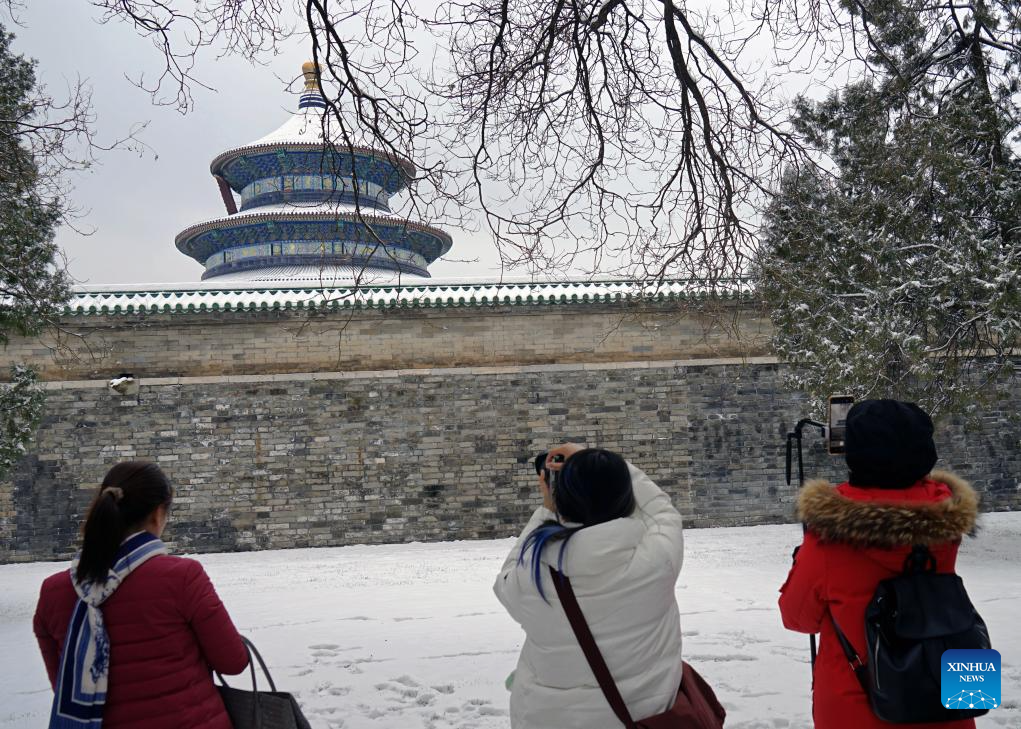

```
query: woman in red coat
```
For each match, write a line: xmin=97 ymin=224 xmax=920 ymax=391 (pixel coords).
xmin=34 ymin=462 xmax=248 ymax=729
xmin=779 ymin=400 xmax=979 ymax=729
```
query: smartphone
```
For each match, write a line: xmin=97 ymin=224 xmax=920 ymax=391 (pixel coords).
xmin=828 ymin=395 xmax=854 ymax=455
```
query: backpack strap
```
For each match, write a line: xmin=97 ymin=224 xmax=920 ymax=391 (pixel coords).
xmin=548 ymin=566 xmax=637 ymax=729
xmin=829 ymin=613 xmax=871 ymax=696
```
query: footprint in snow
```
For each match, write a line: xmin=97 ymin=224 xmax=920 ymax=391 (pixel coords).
xmin=308 ymin=644 xmax=362 ymax=660
xmin=312 ymin=681 xmax=333 ymax=695
xmin=376 ymin=679 xmax=434 ymax=703
xmin=462 ymin=698 xmax=506 ymax=715
xmin=684 ymin=653 xmax=758 ymax=662
xmin=477 ymin=705 xmax=507 ymax=716
xmin=311 ymin=682 xmax=351 ymax=698
xmin=312 ymin=705 xmax=340 ymax=715
xmin=718 ymin=631 xmax=771 ymax=646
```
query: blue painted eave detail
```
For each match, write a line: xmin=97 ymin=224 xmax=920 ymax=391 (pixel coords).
xmin=215 ymin=149 xmax=411 ymax=195
xmin=201 ymin=254 xmax=429 ymax=280
xmin=176 ymin=214 xmax=453 ymax=265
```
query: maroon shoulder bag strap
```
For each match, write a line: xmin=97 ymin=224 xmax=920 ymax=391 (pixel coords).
xmin=549 ymin=565 xmax=638 ymax=729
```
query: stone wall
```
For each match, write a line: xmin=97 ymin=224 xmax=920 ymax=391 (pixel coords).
xmin=0 ymin=301 xmax=770 ymax=381
xmin=3 ymin=359 xmax=1018 ymax=563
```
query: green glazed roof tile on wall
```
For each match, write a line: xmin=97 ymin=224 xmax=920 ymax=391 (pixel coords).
xmin=59 ymin=278 xmax=753 ymax=318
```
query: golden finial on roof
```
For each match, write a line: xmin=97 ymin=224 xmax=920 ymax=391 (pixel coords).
xmin=302 ymin=61 xmax=320 ymax=91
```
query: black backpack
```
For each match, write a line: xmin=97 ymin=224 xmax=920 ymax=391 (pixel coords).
xmin=831 ymin=545 xmax=992 ymax=723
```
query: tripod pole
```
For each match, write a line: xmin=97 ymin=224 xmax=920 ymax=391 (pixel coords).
xmin=786 ymin=419 xmax=825 ymax=670
xmin=803 ymin=521 xmax=817 ymax=668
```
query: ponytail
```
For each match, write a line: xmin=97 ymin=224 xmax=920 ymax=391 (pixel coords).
xmin=77 ymin=488 xmax=126 ymax=585
xmin=76 ymin=462 xmax=173 ymax=584
xmin=519 ymin=522 xmax=583 ymax=602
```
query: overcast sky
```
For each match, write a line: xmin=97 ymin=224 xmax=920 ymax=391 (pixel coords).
xmin=5 ymin=2 xmax=843 ymax=290
xmin=4 ymin=0 xmax=504 ymax=287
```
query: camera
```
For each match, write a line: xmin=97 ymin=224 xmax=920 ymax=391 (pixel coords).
xmin=533 ymin=451 xmax=566 ymax=489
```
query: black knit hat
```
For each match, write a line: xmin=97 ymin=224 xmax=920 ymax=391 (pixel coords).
xmin=845 ymin=399 xmax=938 ymax=489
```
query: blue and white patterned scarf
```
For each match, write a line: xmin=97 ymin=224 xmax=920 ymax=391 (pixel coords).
xmin=48 ymin=531 xmax=167 ymax=728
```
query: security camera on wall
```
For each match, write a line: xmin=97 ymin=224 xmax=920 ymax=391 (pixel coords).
xmin=108 ymin=374 xmax=138 ymax=396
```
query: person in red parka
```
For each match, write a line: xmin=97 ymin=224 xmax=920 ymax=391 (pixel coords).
xmin=34 ymin=461 xmax=249 ymax=729
xmin=779 ymin=400 xmax=979 ymax=729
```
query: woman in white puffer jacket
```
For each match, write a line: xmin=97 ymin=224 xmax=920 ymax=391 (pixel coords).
xmin=494 ymin=443 xmax=685 ymax=729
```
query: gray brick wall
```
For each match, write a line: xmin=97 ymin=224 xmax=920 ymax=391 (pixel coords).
xmin=2 ymin=361 xmax=1017 ymax=563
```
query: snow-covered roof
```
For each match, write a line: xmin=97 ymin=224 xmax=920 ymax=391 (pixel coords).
xmin=207 ymin=83 xmax=416 ymax=180
xmin=247 ymin=106 xmax=337 ymax=148
xmin=63 ymin=277 xmax=753 ymax=316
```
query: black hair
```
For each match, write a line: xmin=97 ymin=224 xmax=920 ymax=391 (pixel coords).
xmin=76 ymin=462 xmax=173 ymax=584
xmin=519 ymin=448 xmax=636 ymax=600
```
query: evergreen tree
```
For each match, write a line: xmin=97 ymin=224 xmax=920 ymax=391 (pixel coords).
xmin=0 ymin=24 xmax=71 ymax=475
xmin=756 ymin=3 xmax=1021 ymax=416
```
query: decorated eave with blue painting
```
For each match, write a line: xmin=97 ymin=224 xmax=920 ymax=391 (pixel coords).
xmin=176 ymin=62 xmax=452 ymax=282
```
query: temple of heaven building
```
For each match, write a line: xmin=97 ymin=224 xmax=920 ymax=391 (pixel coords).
xmin=175 ymin=62 xmax=453 ymax=282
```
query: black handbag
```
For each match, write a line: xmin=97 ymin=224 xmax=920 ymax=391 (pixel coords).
xmin=217 ymin=637 xmax=313 ymax=729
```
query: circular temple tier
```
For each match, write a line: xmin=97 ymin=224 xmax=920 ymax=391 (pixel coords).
xmin=176 ymin=63 xmax=452 ymax=282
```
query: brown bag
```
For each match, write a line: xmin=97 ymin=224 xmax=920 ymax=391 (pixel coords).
xmin=549 ymin=567 xmax=726 ymax=729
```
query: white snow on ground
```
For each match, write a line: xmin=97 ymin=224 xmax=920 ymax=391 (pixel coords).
xmin=2 ymin=514 xmax=1018 ymax=729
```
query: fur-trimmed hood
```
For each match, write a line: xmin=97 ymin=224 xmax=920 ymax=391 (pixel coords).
xmin=797 ymin=470 xmax=979 ymax=549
